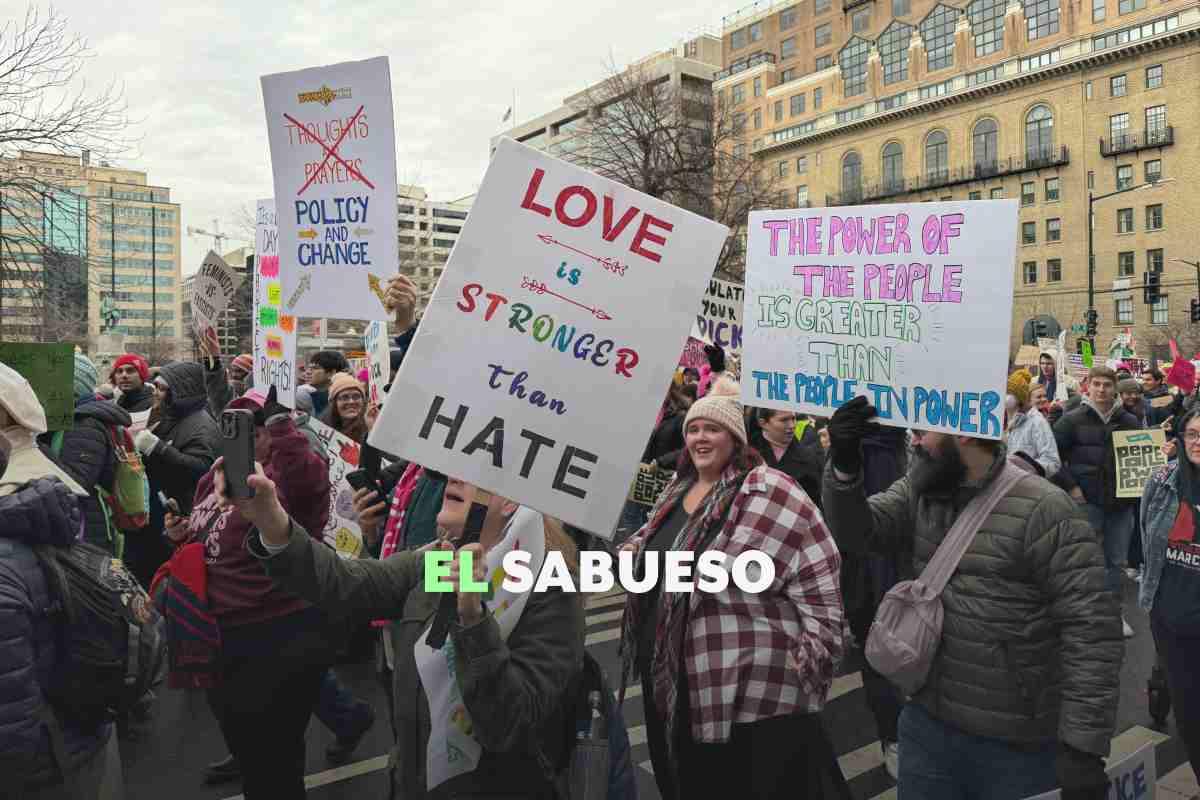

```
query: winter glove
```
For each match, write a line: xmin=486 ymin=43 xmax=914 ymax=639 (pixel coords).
xmin=259 ymin=385 xmax=291 ymax=427
xmin=827 ymin=395 xmax=878 ymax=475
xmin=1056 ymin=743 xmax=1108 ymax=800
xmin=133 ymin=429 xmax=161 ymax=457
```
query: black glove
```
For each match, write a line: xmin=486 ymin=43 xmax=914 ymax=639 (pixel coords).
xmin=827 ymin=395 xmax=878 ymax=475
xmin=257 ymin=385 xmax=291 ymax=426
xmin=1056 ymin=744 xmax=1108 ymax=800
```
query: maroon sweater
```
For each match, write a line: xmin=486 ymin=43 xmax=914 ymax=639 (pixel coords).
xmin=184 ymin=418 xmax=330 ymax=628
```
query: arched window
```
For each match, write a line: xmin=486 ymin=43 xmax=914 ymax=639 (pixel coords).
xmin=839 ymin=37 xmax=872 ymax=97
xmin=925 ymin=130 xmax=949 ymax=181
xmin=1025 ymin=105 xmax=1054 ymax=161
xmin=1024 ymin=0 xmax=1060 ymax=40
xmin=882 ymin=142 xmax=904 ymax=190
xmin=972 ymin=119 xmax=998 ymax=173
xmin=920 ymin=5 xmax=960 ymax=72
xmin=968 ymin=0 xmax=1006 ymax=56
xmin=842 ymin=151 xmax=863 ymax=201
xmin=878 ymin=22 xmax=913 ymax=85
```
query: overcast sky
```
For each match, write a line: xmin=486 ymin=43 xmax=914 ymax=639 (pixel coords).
xmin=46 ymin=1 xmax=723 ymax=274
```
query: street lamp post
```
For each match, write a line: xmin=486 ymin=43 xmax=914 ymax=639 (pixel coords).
xmin=1171 ymin=257 xmax=1200 ymax=296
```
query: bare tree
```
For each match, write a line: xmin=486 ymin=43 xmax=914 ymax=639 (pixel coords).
xmin=0 ymin=6 xmax=131 ymax=345
xmin=580 ymin=59 xmax=780 ymax=281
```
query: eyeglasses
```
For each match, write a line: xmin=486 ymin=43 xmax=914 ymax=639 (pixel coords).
xmin=1184 ymin=432 xmax=1200 ymax=444
xmin=337 ymin=393 xmax=364 ymax=403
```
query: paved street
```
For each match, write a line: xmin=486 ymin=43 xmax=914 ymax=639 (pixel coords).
xmin=123 ymin=576 xmax=1199 ymax=800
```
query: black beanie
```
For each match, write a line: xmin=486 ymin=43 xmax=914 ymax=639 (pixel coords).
xmin=704 ymin=344 xmax=726 ymax=374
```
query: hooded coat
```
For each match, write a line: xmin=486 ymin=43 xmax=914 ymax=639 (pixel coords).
xmin=116 ymin=383 xmax=155 ymax=413
xmin=143 ymin=362 xmax=218 ymax=516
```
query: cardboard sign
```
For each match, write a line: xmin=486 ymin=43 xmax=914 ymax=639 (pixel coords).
xmin=307 ymin=418 xmax=365 ymax=559
xmin=191 ymin=251 xmax=242 ymax=342
xmin=1014 ymin=345 xmax=1041 ymax=367
xmin=261 ymin=56 xmax=399 ymax=321
xmin=627 ymin=463 xmax=675 ymax=507
xmin=252 ymin=200 xmax=298 ymax=407
xmin=0 ymin=343 xmax=74 ymax=430
xmin=740 ymin=200 xmax=1018 ymax=440
xmin=1024 ymin=741 xmax=1156 ymax=799
xmin=363 ymin=321 xmax=389 ymax=407
xmin=1113 ymin=429 xmax=1168 ymax=499
xmin=369 ymin=138 xmax=729 ymax=536
xmin=694 ymin=277 xmax=743 ymax=354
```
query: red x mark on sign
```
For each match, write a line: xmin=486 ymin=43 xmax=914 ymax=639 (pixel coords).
xmin=285 ymin=104 xmax=376 ymax=195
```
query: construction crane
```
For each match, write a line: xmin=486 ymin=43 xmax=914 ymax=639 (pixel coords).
xmin=186 ymin=219 xmax=250 ymax=253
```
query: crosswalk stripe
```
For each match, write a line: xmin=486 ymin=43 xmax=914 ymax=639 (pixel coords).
xmin=585 ymin=593 xmax=627 ymax=611
xmin=839 ymin=739 xmax=884 ymax=782
xmin=586 ymin=609 xmax=623 ymax=627
xmin=870 ymin=788 xmax=898 ymax=800
xmin=829 ymin=671 xmax=863 ymax=701
xmin=586 ymin=627 xmax=622 ymax=646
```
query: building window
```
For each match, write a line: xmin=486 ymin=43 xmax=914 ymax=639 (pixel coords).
xmin=733 ymin=143 xmax=746 ymax=158
xmin=1086 ymin=81 xmax=1093 ymax=99
xmin=969 ymin=65 xmax=1002 ymax=86
xmin=969 ymin=0 xmax=1006 ymax=57
xmin=1047 ymin=218 xmax=1061 ymax=241
xmin=970 ymin=191 xmax=982 ymax=200
xmin=750 ymin=21 xmax=763 ymax=41
xmin=732 ymin=83 xmax=745 ymax=105
xmin=882 ymin=142 xmax=904 ymax=189
xmin=1021 ymin=181 xmax=1036 ymax=205
xmin=1093 ymin=15 xmax=1180 ymax=52
xmin=1048 ymin=258 xmax=1062 ymax=281
xmin=879 ymin=22 xmax=913 ymax=84
xmin=840 ymin=38 xmax=871 ymax=97
xmin=815 ymin=0 xmax=831 ymax=12
xmin=1116 ymin=164 xmax=1133 ymax=190
xmin=921 ymin=5 xmax=959 ymax=72
xmin=814 ymin=87 xmax=823 ymax=109
xmin=1024 ymin=105 xmax=1054 ymax=162
xmin=815 ymin=55 xmax=832 ymax=71
xmin=780 ymin=5 xmax=799 ymax=28
xmin=797 ymin=185 xmax=809 ymax=206
xmin=1118 ymin=0 xmax=1144 ymax=13
xmin=781 ymin=36 xmax=797 ymax=59
xmin=774 ymin=101 xmax=784 ymax=122
xmin=1118 ymin=251 xmax=1135 ymax=276
xmin=878 ymin=92 xmax=907 ymax=110
xmin=1019 ymin=49 xmax=1060 ymax=72
xmin=894 ymin=0 xmax=911 ymax=14
xmin=1110 ymin=74 xmax=1127 ymax=97
xmin=1025 ymin=0 xmax=1060 ymax=40
xmin=731 ymin=28 xmax=747 ymax=49
xmin=919 ymin=79 xmax=953 ymax=100
xmin=1146 ymin=204 xmax=1163 ymax=230
xmin=1148 ymin=248 xmax=1164 ymax=271
xmin=1023 ymin=261 xmax=1038 ymax=283
xmin=1045 ymin=177 xmax=1060 ymax=201
xmin=780 ymin=67 xmax=797 ymax=83
xmin=842 ymin=151 xmax=863 ymax=200
xmin=837 ymin=105 xmax=866 ymax=123
xmin=925 ymin=130 xmax=949 ymax=181
xmin=1145 ymin=159 xmax=1161 ymax=183
xmin=791 ymin=93 xmax=806 ymax=115
xmin=1146 ymin=64 xmax=1163 ymax=88
xmin=777 ymin=160 xmax=789 ymax=178
xmin=797 ymin=155 xmax=808 ymax=173
xmin=1146 ymin=104 xmax=1167 ymax=136
xmin=1152 ymin=296 xmax=1169 ymax=325
xmin=733 ymin=112 xmax=746 ymax=132
xmin=1088 ymin=170 xmax=1095 ymax=189
xmin=852 ymin=8 xmax=871 ymax=32
xmin=1022 ymin=222 xmax=1037 ymax=244
xmin=753 ymin=108 xmax=762 ymax=129
xmin=1093 ymin=0 xmax=1106 ymax=21
xmin=1117 ymin=208 xmax=1134 ymax=233
xmin=991 ymin=187 xmax=1004 ymax=199
xmin=1116 ymin=297 xmax=1134 ymax=324
xmin=754 ymin=76 xmax=763 ymax=97
xmin=815 ymin=23 xmax=832 ymax=47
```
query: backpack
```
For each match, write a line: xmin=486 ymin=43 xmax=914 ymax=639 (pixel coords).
xmin=35 ymin=541 xmax=167 ymax=729
xmin=51 ymin=424 xmax=150 ymax=548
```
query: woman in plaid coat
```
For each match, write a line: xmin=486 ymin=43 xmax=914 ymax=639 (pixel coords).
xmin=618 ymin=394 xmax=849 ymax=799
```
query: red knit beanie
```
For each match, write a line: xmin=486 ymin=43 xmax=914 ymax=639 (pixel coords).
xmin=230 ymin=354 xmax=254 ymax=375
xmin=110 ymin=353 xmax=150 ymax=382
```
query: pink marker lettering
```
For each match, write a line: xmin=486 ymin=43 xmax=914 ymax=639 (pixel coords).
xmin=943 ymin=265 xmax=963 ymax=302
xmin=761 ymin=219 xmax=790 ymax=256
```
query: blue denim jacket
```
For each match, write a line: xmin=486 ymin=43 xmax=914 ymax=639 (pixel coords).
xmin=1139 ymin=461 xmax=1181 ymax=612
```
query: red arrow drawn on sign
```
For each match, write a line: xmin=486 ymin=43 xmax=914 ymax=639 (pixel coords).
xmin=521 ymin=276 xmax=612 ymax=321
xmin=536 ymin=234 xmax=627 ymax=276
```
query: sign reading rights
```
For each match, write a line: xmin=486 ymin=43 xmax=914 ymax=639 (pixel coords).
xmin=252 ymin=199 xmax=297 ymax=407
xmin=370 ymin=138 xmax=728 ymax=536
xmin=261 ymin=56 xmax=398 ymax=320
xmin=741 ymin=201 xmax=1017 ymax=439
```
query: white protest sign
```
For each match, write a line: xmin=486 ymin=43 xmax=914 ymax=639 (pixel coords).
xmin=364 ymin=320 xmax=389 ymax=408
xmin=369 ymin=138 xmax=729 ymax=536
xmin=252 ymin=199 xmax=298 ymax=408
xmin=694 ymin=277 xmax=744 ymax=354
xmin=191 ymin=251 xmax=242 ymax=341
xmin=261 ymin=56 xmax=398 ymax=321
xmin=1024 ymin=741 xmax=1156 ymax=800
xmin=740 ymin=200 xmax=1017 ymax=439
xmin=307 ymin=418 xmax=366 ymax=559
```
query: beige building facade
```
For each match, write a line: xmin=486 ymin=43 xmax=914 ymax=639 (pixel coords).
xmin=718 ymin=0 xmax=1200 ymax=359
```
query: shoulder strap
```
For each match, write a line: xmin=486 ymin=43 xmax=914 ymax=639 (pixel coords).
xmin=50 ymin=431 xmax=65 ymax=458
xmin=919 ymin=461 xmax=1027 ymax=596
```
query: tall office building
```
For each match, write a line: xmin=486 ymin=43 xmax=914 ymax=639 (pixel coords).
xmin=718 ymin=0 xmax=1199 ymax=358
xmin=396 ymin=184 xmax=473 ymax=314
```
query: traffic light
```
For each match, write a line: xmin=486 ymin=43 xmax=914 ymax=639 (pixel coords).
xmin=1033 ymin=320 xmax=1048 ymax=339
xmin=1191 ymin=297 xmax=1200 ymax=323
xmin=1085 ymin=308 xmax=1099 ymax=338
xmin=1143 ymin=271 xmax=1162 ymax=305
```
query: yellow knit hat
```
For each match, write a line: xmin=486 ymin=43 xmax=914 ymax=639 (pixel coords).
xmin=1007 ymin=370 xmax=1032 ymax=406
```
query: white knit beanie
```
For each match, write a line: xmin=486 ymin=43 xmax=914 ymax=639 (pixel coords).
xmin=683 ymin=395 xmax=748 ymax=446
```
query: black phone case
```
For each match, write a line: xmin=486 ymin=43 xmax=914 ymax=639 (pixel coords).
xmin=221 ymin=409 xmax=256 ymax=499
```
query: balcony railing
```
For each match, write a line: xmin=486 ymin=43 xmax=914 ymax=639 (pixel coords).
xmin=714 ymin=51 xmax=777 ymax=82
xmin=1100 ymin=126 xmax=1173 ymax=157
xmin=843 ymin=0 xmax=874 ymax=11
xmin=825 ymin=146 xmax=1069 ymax=206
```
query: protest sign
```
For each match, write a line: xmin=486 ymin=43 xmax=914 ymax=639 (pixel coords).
xmin=307 ymin=418 xmax=366 ymax=559
xmin=252 ymin=199 xmax=297 ymax=407
xmin=1113 ymin=429 xmax=1168 ymax=499
xmin=190 ymin=251 xmax=242 ymax=341
xmin=370 ymin=138 xmax=729 ymax=536
xmin=1024 ymin=741 xmax=1155 ymax=800
xmin=740 ymin=200 xmax=1018 ymax=439
xmin=1014 ymin=345 xmax=1041 ymax=368
xmin=128 ymin=410 xmax=151 ymax=436
xmin=694 ymin=277 xmax=743 ymax=354
xmin=627 ymin=463 xmax=675 ymax=507
xmin=0 ymin=342 xmax=74 ymax=430
xmin=261 ymin=56 xmax=398 ymax=321
xmin=363 ymin=320 xmax=389 ymax=407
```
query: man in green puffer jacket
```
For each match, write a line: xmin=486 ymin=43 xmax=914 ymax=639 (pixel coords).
xmin=822 ymin=397 xmax=1122 ymax=800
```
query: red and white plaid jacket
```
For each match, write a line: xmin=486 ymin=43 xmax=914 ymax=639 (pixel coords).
xmin=626 ymin=465 xmax=845 ymax=742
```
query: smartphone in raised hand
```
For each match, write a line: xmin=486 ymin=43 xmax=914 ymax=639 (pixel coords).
xmin=220 ymin=409 xmax=256 ymax=499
